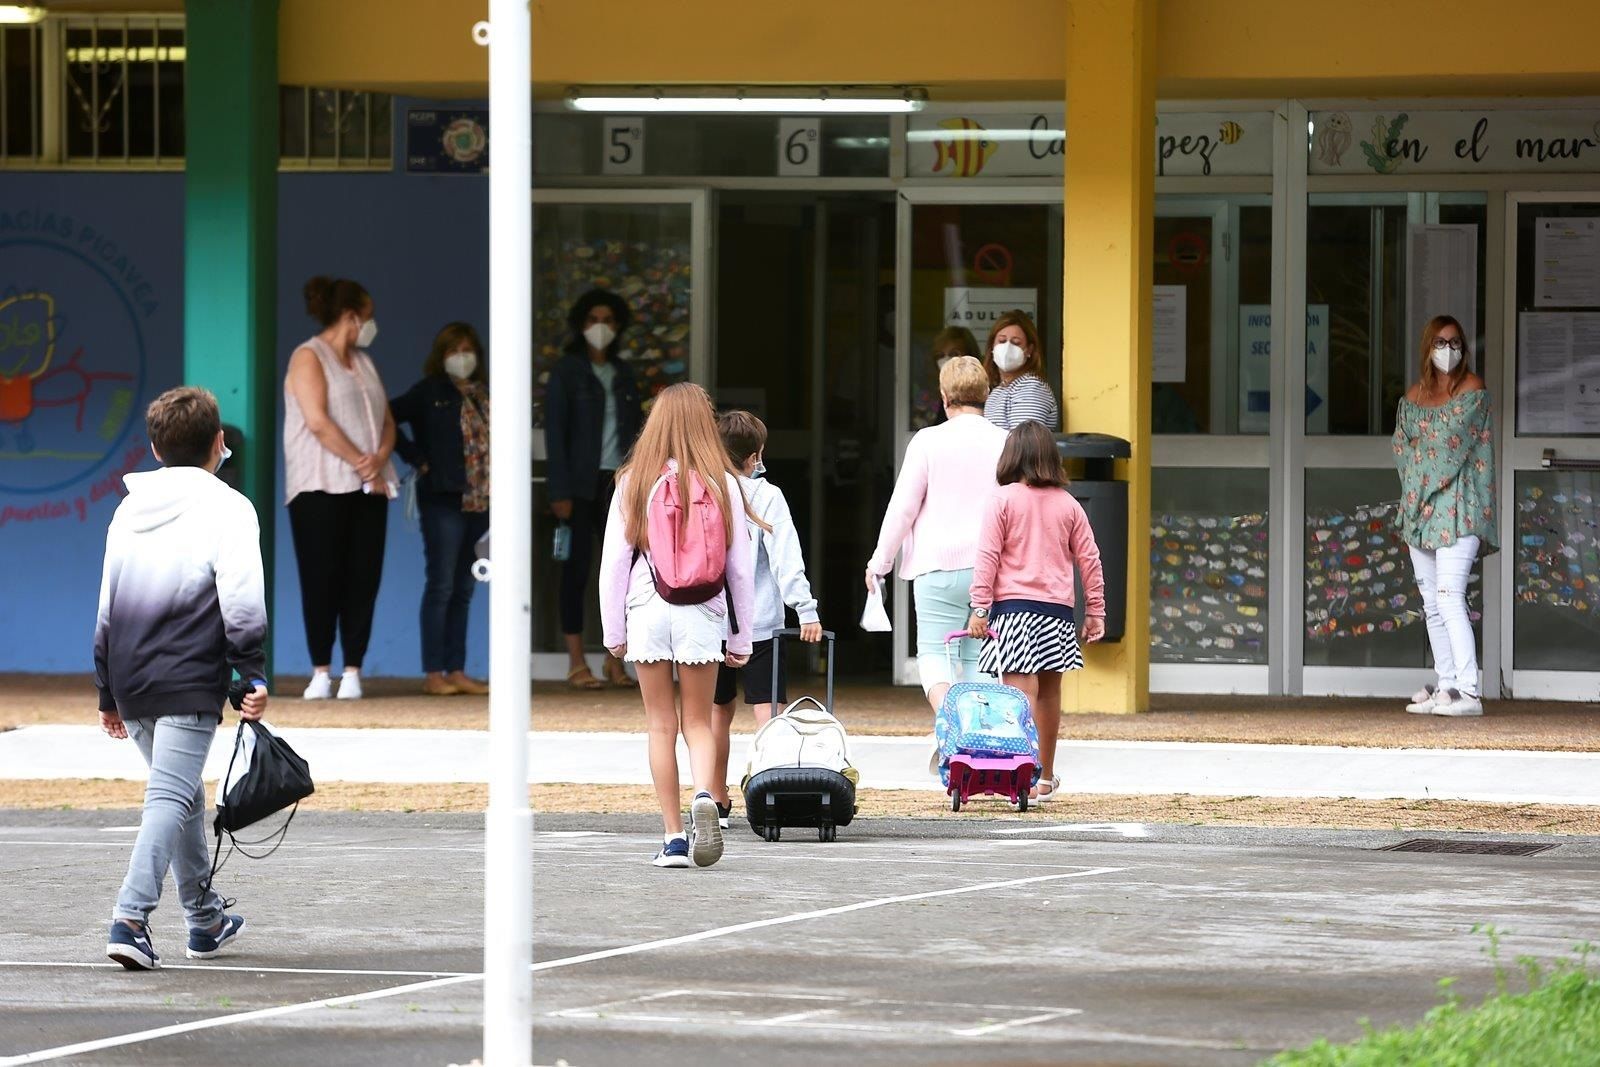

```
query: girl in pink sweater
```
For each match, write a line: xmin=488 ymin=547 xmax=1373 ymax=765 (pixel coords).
xmin=967 ymin=421 xmax=1106 ymax=802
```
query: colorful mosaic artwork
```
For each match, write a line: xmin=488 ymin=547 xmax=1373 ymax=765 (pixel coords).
xmin=1515 ymin=481 xmax=1600 ymax=623
xmin=533 ymin=237 xmax=692 ymax=427
xmin=1151 ymin=500 xmax=1495 ymax=662
xmin=1150 ymin=511 xmax=1269 ymax=662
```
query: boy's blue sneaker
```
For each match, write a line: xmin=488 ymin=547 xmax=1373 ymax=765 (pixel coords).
xmin=690 ymin=791 xmax=725 ymax=868
xmin=106 ymin=921 xmax=160 ymax=971
xmin=652 ymin=836 xmax=691 ymax=869
xmin=186 ymin=914 xmax=246 ymax=960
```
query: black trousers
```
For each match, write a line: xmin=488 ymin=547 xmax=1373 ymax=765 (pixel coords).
xmin=288 ymin=490 xmax=389 ymax=668
xmin=559 ymin=470 xmax=616 ymax=637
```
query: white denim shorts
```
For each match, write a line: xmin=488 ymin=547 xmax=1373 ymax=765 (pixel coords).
xmin=624 ymin=569 xmax=728 ymax=666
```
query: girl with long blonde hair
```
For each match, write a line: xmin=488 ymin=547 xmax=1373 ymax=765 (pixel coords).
xmin=599 ymin=383 xmax=756 ymax=868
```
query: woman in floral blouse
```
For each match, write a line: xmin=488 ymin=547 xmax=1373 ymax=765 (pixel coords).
xmin=391 ymin=322 xmax=491 ymax=697
xmin=1392 ymin=315 xmax=1496 ymax=717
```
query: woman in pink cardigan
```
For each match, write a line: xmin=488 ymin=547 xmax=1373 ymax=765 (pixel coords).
xmin=967 ymin=421 xmax=1106 ymax=801
xmin=865 ymin=357 xmax=1007 ymax=711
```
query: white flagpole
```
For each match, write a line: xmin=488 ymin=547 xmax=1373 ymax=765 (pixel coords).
xmin=481 ymin=0 xmax=533 ymax=1063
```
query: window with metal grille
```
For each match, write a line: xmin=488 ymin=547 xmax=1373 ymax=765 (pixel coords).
xmin=0 ymin=16 xmax=393 ymax=170
xmin=1 ymin=23 xmax=44 ymax=163
xmin=279 ymin=86 xmax=393 ymax=169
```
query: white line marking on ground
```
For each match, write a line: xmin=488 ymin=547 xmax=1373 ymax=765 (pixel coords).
xmin=0 ymin=973 xmax=478 ymax=1066
xmin=527 ymin=868 xmax=1123 ymax=974
xmin=2 ymin=866 xmax=1124 ymax=1064
xmin=0 ymin=960 xmax=473 ymax=978
xmin=96 ymin=826 xmax=140 ymax=833
xmin=951 ymin=1008 xmax=1084 ymax=1036
xmin=994 ymin=823 xmax=1152 ymax=838
xmin=745 ymin=1008 xmax=839 ymax=1027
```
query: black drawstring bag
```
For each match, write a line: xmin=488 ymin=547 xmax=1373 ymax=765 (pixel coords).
xmin=203 ymin=683 xmax=316 ymax=893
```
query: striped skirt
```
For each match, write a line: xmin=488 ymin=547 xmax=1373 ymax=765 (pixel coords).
xmin=979 ymin=610 xmax=1085 ymax=676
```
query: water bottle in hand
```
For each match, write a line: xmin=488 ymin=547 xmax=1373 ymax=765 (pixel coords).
xmin=552 ymin=523 xmax=572 ymax=562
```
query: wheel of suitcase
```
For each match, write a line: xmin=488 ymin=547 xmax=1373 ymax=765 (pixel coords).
xmin=950 ymin=792 xmax=962 ymax=812
xmin=1017 ymin=791 xmax=1029 ymax=813
xmin=818 ymin=823 xmax=836 ymax=843
xmin=762 ymin=825 xmax=781 ymax=842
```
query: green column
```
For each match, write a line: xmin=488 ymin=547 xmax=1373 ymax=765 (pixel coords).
xmin=184 ymin=0 xmax=279 ymax=674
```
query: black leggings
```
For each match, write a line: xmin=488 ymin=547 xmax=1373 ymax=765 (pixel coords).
xmin=559 ymin=471 xmax=615 ymax=637
xmin=288 ymin=490 xmax=388 ymax=668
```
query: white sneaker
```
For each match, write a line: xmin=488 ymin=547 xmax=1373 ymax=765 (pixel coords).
xmin=336 ymin=670 xmax=363 ymax=700
xmin=1404 ymin=685 xmax=1437 ymax=714
xmin=1432 ymin=690 xmax=1483 ymax=717
xmin=302 ymin=671 xmax=333 ymax=700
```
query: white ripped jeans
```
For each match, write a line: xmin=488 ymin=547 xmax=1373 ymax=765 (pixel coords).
xmin=1408 ymin=536 xmax=1480 ymax=698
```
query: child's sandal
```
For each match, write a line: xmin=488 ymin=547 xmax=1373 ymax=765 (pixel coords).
xmin=1036 ymin=776 xmax=1061 ymax=802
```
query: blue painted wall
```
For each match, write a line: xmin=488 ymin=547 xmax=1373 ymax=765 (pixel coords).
xmin=0 ymin=140 xmax=490 ymax=681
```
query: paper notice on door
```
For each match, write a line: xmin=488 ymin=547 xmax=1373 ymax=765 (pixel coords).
xmin=1517 ymin=312 xmax=1600 ymax=434
xmin=1153 ymin=285 xmax=1186 ymax=382
xmin=1407 ymin=223 xmax=1478 ymax=356
xmin=1535 ymin=217 xmax=1600 ymax=307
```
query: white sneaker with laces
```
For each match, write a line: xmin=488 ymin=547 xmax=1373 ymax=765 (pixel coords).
xmin=336 ymin=670 xmax=363 ymax=700
xmin=1433 ymin=690 xmax=1483 ymax=717
xmin=302 ymin=671 xmax=333 ymax=701
xmin=1404 ymin=685 xmax=1437 ymax=715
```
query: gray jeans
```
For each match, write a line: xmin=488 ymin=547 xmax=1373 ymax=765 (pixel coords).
xmin=114 ymin=713 xmax=226 ymax=931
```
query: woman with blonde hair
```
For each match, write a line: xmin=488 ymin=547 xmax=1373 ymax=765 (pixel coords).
xmin=1394 ymin=314 xmax=1496 ymax=717
xmin=983 ymin=309 xmax=1060 ymax=431
xmin=866 ymin=356 xmax=1007 ymax=711
xmin=599 ymin=383 xmax=757 ymax=868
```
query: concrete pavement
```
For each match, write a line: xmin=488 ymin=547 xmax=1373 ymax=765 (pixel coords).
xmin=5 ymin=724 xmax=1600 ymax=804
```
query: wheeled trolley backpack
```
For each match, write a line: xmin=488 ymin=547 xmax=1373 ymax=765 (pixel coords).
xmin=741 ymin=628 xmax=858 ymax=842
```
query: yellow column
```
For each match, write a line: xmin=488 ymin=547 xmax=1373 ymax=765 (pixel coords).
xmin=1062 ymin=0 xmax=1155 ymax=714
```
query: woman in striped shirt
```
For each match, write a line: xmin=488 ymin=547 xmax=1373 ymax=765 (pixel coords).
xmin=983 ymin=310 xmax=1060 ymax=431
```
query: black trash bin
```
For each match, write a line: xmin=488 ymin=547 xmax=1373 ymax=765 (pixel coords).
xmin=1054 ymin=432 xmax=1131 ymax=642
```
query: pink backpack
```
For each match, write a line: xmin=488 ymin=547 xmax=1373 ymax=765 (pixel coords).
xmin=639 ymin=464 xmax=734 ymax=617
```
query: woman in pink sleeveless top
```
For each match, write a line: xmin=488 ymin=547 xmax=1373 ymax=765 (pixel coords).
xmin=283 ymin=276 xmax=397 ymax=702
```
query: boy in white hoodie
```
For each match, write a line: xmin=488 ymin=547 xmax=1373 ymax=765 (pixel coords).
xmin=710 ymin=411 xmax=822 ymax=827
xmin=93 ymin=387 xmax=268 ymax=970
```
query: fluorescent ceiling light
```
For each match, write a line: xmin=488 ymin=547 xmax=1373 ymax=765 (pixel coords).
xmin=568 ymin=89 xmax=925 ymax=115
xmin=0 ymin=5 xmax=46 ymax=24
xmin=66 ymin=46 xmax=186 ymax=63
xmin=907 ymin=128 xmax=1064 ymax=143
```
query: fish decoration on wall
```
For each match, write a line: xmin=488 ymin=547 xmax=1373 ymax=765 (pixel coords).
xmin=1149 ymin=511 xmax=1270 ymax=664
xmin=1515 ymin=481 xmax=1600 ymax=623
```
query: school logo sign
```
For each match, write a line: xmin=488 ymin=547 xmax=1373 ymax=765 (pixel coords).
xmin=0 ymin=213 xmax=150 ymax=495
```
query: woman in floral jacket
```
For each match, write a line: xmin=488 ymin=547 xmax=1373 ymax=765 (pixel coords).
xmin=1392 ymin=315 xmax=1496 ymax=717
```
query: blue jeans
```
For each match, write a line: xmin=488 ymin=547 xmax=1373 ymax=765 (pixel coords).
xmin=420 ymin=493 xmax=489 ymax=674
xmin=114 ymin=714 xmax=226 ymax=932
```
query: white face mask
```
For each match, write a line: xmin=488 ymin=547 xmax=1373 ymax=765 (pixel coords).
xmin=1431 ymin=346 xmax=1463 ymax=374
xmin=584 ymin=322 xmax=617 ymax=352
xmin=992 ymin=340 xmax=1026 ymax=373
xmin=355 ymin=318 xmax=378 ymax=349
xmin=444 ymin=351 xmax=478 ymax=380
xmin=935 ymin=356 xmax=952 ymax=371
xmin=214 ymin=443 xmax=231 ymax=475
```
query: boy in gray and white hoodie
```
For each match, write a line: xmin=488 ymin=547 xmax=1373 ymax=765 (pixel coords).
xmin=94 ymin=387 xmax=268 ymax=970
xmin=710 ymin=411 xmax=822 ymax=827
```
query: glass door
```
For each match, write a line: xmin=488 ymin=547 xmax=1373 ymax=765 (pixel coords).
xmin=529 ymin=189 xmax=710 ymax=678
xmin=1297 ymin=190 xmax=1493 ymax=697
xmin=892 ymin=187 xmax=1063 ymax=684
xmin=1150 ymin=195 xmax=1274 ymax=694
xmin=1503 ymin=193 xmax=1600 ymax=700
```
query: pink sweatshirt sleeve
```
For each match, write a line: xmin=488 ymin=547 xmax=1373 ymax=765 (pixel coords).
xmin=1067 ymin=496 xmax=1106 ymax=618
xmin=724 ymin=473 xmax=756 ymax=656
xmin=867 ymin=432 xmax=928 ymax=576
xmin=968 ymin=490 xmax=1005 ymax=609
xmin=598 ymin=479 xmax=634 ymax=650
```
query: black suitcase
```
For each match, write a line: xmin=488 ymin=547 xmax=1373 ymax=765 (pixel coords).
xmin=743 ymin=629 xmax=856 ymax=843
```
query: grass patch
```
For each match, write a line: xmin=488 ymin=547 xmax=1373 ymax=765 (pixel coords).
xmin=1268 ymin=931 xmax=1599 ymax=1066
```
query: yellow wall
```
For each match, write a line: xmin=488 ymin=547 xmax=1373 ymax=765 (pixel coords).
xmin=281 ymin=0 xmax=1600 ymax=99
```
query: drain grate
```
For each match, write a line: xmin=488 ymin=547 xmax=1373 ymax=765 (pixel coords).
xmin=1379 ymin=838 xmax=1557 ymax=857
